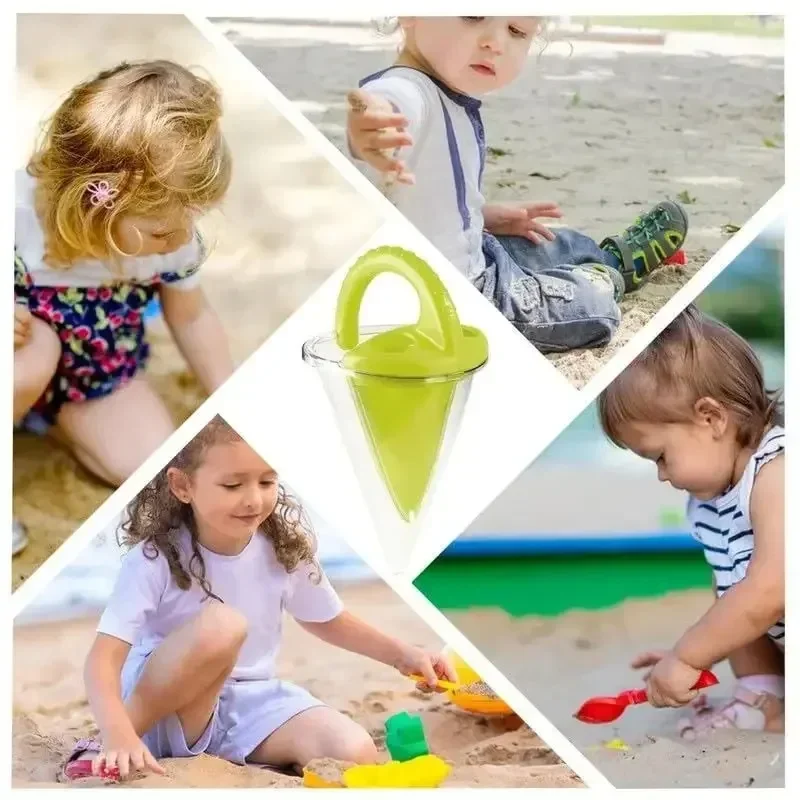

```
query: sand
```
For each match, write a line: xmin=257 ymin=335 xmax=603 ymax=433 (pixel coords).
xmin=219 ymin=20 xmax=784 ymax=387
xmin=12 ymin=581 xmax=582 ymax=789
xmin=447 ymin=589 xmax=784 ymax=788
xmin=13 ymin=14 xmax=384 ymax=589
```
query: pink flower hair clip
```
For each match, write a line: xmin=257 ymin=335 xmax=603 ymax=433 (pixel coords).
xmin=86 ymin=180 xmax=118 ymax=209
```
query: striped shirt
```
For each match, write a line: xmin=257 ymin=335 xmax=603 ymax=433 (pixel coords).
xmin=687 ymin=426 xmax=785 ymax=647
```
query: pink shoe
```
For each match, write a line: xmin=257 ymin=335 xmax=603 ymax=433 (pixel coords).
xmin=677 ymin=686 xmax=784 ymax=740
xmin=61 ymin=738 xmax=120 ymax=782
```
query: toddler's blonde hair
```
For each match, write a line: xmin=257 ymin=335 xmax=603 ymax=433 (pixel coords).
xmin=28 ymin=60 xmax=231 ymax=267
xmin=599 ymin=305 xmax=783 ymax=450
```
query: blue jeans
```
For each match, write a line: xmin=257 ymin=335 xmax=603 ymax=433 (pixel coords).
xmin=477 ymin=231 xmax=623 ymax=353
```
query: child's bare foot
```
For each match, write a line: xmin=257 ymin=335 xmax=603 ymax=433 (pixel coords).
xmin=677 ymin=686 xmax=784 ymax=740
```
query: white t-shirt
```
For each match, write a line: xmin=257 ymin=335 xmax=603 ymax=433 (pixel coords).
xmin=15 ymin=169 xmax=205 ymax=291
xmin=355 ymin=67 xmax=487 ymax=282
xmin=97 ymin=529 xmax=344 ymax=680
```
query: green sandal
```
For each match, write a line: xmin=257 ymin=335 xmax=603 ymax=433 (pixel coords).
xmin=601 ymin=200 xmax=688 ymax=293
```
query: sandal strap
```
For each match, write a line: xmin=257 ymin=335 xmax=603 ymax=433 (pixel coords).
xmin=67 ymin=737 xmax=102 ymax=763
xmin=599 ymin=234 xmax=633 ymax=273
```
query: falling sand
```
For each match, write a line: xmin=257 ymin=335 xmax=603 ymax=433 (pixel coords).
xmin=447 ymin=589 xmax=784 ymax=788
xmin=12 ymin=582 xmax=582 ymax=789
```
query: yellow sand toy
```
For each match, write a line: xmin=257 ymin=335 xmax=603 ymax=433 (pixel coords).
xmin=409 ymin=651 xmax=514 ymax=717
xmin=303 ymin=755 xmax=451 ymax=789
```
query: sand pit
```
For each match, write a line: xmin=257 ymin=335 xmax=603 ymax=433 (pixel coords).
xmin=220 ymin=20 xmax=784 ymax=387
xmin=12 ymin=581 xmax=581 ymax=789
xmin=13 ymin=14 xmax=384 ymax=588
xmin=447 ymin=589 xmax=784 ymax=788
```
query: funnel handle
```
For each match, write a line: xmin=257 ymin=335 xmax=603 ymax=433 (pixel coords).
xmin=335 ymin=247 xmax=462 ymax=353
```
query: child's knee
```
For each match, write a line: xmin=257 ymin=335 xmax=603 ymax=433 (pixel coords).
xmin=339 ymin=727 xmax=379 ymax=764
xmin=318 ymin=722 xmax=379 ymax=764
xmin=193 ymin=602 xmax=248 ymax=661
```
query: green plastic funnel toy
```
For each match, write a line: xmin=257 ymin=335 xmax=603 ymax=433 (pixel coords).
xmin=302 ymin=246 xmax=488 ymax=572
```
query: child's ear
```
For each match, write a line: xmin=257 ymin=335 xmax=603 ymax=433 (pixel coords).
xmin=694 ymin=396 xmax=728 ymax=438
xmin=166 ymin=467 xmax=192 ymax=503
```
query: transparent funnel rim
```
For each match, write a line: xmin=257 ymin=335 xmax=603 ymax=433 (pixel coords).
xmin=302 ymin=325 xmax=487 ymax=383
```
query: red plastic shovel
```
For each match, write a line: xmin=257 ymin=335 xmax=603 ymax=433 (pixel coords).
xmin=574 ymin=669 xmax=718 ymax=724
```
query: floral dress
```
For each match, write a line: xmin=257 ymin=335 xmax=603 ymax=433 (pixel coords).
xmin=14 ymin=170 xmax=207 ymax=426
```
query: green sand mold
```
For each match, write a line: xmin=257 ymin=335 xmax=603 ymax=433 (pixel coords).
xmin=335 ymin=247 xmax=488 ymax=521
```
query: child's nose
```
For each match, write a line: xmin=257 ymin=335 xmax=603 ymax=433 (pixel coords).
xmin=479 ymin=27 xmax=504 ymax=53
xmin=243 ymin=485 xmax=261 ymax=510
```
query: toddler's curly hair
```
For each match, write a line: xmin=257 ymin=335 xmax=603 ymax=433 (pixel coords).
xmin=28 ymin=60 xmax=231 ymax=267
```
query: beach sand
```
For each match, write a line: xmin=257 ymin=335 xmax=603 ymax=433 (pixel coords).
xmin=220 ymin=20 xmax=783 ymax=387
xmin=447 ymin=589 xmax=784 ymax=788
xmin=12 ymin=581 xmax=581 ymax=789
xmin=13 ymin=14 xmax=384 ymax=589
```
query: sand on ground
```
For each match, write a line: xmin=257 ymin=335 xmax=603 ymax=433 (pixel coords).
xmin=13 ymin=14 xmax=384 ymax=589
xmin=12 ymin=581 xmax=581 ymax=789
xmin=220 ymin=20 xmax=784 ymax=387
xmin=447 ymin=589 xmax=784 ymax=788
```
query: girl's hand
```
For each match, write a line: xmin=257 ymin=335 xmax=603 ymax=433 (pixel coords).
xmin=346 ymin=89 xmax=415 ymax=184
xmin=483 ymin=202 xmax=563 ymax=244
xmin=393 ymin=644 xmax=458 ymax=692
xmin=633 ymin=650 xmax=701 ymax=708
xmin=94 ymin=733 xmax=165 ymax=780
xmin=14 ymin=303 xmax=32 ymax=350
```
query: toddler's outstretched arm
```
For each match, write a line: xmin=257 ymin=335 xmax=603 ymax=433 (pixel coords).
xmin=84 ymin=634 xmax=165 ymax=779
xmin=160 ymin=284 xmax=234 ymax=394
xmin=298 ymin=610 xmax=456 ymax=690
xmin=346 ymin=89 xmax=415 ymax=185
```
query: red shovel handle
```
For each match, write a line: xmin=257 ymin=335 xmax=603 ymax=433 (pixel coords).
xmin=620 ymin=669 xmax=718 ymax=708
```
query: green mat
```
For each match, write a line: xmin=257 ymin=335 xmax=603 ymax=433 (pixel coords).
xmin=414 ymin=552 xmax=710 ymax=617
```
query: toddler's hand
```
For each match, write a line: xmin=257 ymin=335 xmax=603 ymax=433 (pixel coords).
xmin=346 ymin=89 xmax=415 ymax=185
xmin=483 ymin=201 xmax=563 ymax=244
xmin=393 ymin=644 xmax=458 ymax=692
xmin=14 ymin=303 xmax=32 ymax=350
xmin=95 ymin=732 xmax=165 ymax=780
xmin=633 ymin=650 xmax=701 ymax=708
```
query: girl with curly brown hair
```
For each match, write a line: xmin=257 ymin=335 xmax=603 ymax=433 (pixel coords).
xmin=67 ymin=417 xmax=455 ymax=781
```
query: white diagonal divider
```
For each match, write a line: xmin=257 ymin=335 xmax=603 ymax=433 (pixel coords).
xmin=381 ymin=570 xmax=615 ymax=788
xmin=581 ymin=188 xmax=785 ymax=403
xmin=188 ymin=14 xmax=413 ymax=227
xmin=10 ymin=399 xmax=223 ymax=618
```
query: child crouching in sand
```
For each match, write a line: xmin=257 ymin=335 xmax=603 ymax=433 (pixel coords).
xmin=13 ymin=60 xmax=235 ymax=555
xmin=68 ymin=416 xmax=455 ymax=781
xmin=599 ymin=306 xmax=784 ymax=737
